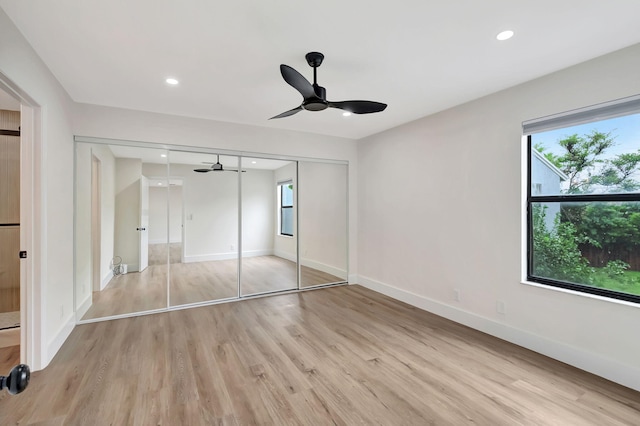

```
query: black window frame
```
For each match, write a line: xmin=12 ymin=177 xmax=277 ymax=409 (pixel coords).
xmin=526 ymin=115 xmax=640 ymax=304
xmin=279 ymin=181 xmax=293 ymax=237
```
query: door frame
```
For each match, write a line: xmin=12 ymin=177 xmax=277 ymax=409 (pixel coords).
xmin=0 ymin=73 xmax=42 ymax=370
xmin=91 ymin=155 xmax=102 ymax=292
xmin=138 ymin=175 xmax=149 ymax=272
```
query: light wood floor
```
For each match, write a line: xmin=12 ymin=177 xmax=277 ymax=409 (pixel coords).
xmin=148 ymin=242 xmax=183 ymax=266
xmin=0 ymin=344 xmax=19 ymax=374
xmin=3 ymin=285 xmax=639 ymax=425
xmin=82 ymin=253 xmax=345 ymax=320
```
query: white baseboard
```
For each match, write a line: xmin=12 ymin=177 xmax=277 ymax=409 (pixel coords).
xmin=273 ymin=249 xmax=296 ymax=263
xmin=184 ymin=249 xmax=273 ymax=263
xmin=242 ymin=249 xmax=274 ymax=259
xmin=46 ymin=313 xmax=75 ymax=368
xmin=300 ymin=257 xmax=347 ymax=280
xmin=356 ymin=274 xmax=640 ymax=392
xmin=149 ymin=239 xmax=182 ymax=244
xmin=77 ymin=294 xmax=92 ymax=319
xmin=100 ymin=270 xmax=113 ymax=291
xmin=348 ymin=274 xmax=358 ymax=284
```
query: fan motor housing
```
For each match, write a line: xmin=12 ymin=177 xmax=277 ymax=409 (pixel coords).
xmin=303 ymin=84 xmax=328 ymax=111
xmin=303 ymin=100 xmax=328 ymax=111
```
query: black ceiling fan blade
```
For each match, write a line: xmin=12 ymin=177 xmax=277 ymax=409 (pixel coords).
xmin=193 ymin=168 xmax=212 ymax=173
xmin=328 ymin=100 xmax=387 ymax=114
xmin=269 ymin=106 xmax=303 ymax=120
xmin=280 ymin=65 xmax=315 ymax=99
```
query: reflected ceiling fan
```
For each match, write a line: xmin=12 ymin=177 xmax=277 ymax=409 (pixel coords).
xmin=193 ymin=155 xmax=245 ymax=173
xmin=270 ymin=52 xmax=387 ymax=119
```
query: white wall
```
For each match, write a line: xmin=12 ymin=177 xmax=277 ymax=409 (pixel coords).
xmin=143 ymin=162 xmax=275 ymax=261
xmin=96 ymin=146 xmax=116 ymax=285
xmin=241 ymin=169 xmax=275 ymax=255
xmin=84 ymin=144 xmax=117 ymax=290
xmin=0 ymin=7 xmax=75 ymax=369
xmin=299 ymin=161 xmax=348 ymax=278
xmin=186 ymin=164 xmax=238 ymax=261
xmin=148 ymin=185 xmax=182 ymax=244
xmin=74 ymin=144 xmax=92 ymax=309
xmin=0 ymin=87 xmax=19 ymax=110
xmin=114 ymin=158 xmax=141 ymax=271
xmin=357 ymin=43 xmax=640 ymax=391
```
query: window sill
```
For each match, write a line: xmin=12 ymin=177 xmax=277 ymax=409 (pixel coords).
xmin=520 ymin=280 xmax=640 ymax=309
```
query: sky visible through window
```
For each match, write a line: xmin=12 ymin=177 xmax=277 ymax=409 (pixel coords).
xmin=532 ymin=113 xmax=640 ymax=192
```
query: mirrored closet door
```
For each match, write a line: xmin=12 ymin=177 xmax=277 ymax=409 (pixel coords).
xmin=75 ymin=138 xmax=349 ymax=323
xmin=240 ymin=157 xmax=298 ymax=296
xmin=168 ymin=151 xmax=239 ymax=306
xmin=75 ymin=142 xmax=169 ymax=320
xmin=298 ymin=161 xmax=348 ymax=287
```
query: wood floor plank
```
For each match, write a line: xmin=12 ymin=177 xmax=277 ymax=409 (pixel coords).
xmin=2 ymin=285 xmax=639 ymax=425
xmin=0 ymin=345 xmax=19 ymax=374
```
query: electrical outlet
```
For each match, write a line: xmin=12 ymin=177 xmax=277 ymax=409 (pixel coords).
xmin=453 ymin=289 xmax=461 ymax=302
xmin=496 ymin=300 xmax=506 ymax=315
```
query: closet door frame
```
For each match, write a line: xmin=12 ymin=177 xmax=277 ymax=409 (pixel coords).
xmin=74 ymin=136 xmax=348 ymax=325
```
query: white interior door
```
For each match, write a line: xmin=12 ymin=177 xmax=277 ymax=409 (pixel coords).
xmin=139 ymin=175 xmax=149 ymax=272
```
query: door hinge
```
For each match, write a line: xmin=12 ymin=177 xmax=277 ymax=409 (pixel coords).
xmin=19 ymin=251 xmax=27 ymax=259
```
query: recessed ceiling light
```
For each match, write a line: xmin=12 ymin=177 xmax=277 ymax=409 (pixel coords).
xmin=496 ymin=30 xmax=514 ymax=41
xmin=160 ymin=154 xmax=167 ymax=158
xmin=157 ymin=182 xmax=163 ymax=186
xmin=342 ymin=112 xmax=352 ymax=117
xmin=165 ymin=78 xmax=179 ymax=85
xmin=251 ymin=161 xmax=257 ymax=164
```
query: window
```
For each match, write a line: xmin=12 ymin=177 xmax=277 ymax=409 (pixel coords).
xmin=525 ymin=96 xmax=640 ymax=303
xmin=279 ymin=181 xmax=293 ymax=236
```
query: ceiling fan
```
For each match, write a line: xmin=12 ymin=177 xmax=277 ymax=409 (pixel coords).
xmin=270 ymin=52 xmax=387 ymax=119
xmin=193 ymin=155 xmax=245 ymax=173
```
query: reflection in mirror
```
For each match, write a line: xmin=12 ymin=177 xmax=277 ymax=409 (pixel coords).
xmin=74 ymin=141 xmax=348 ymax=322
xmin=75 ymin=143 xmax=169 ymax=320
xmin=241 ymin=157 xmax=298 ymax=296
xmin=166 ymin=151 xmax=239 ymax=306
xmin=298 ymin=161 xmax=348 ymax=287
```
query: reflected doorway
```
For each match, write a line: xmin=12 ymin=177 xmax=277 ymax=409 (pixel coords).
xmin=77 ymin=144 xmax=169 ymax=320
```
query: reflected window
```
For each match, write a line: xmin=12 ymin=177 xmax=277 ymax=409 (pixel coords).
xmin=279 ymin=181 xmax=293 ymax=236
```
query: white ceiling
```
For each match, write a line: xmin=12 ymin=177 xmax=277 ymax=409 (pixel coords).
xmin=2 ymin=1 xmax=640 ymax=139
